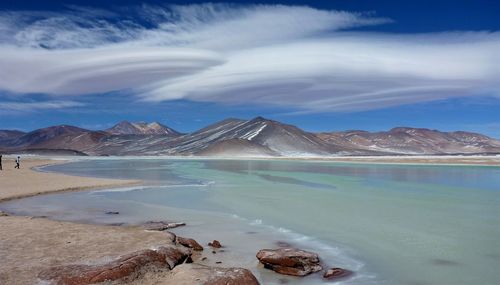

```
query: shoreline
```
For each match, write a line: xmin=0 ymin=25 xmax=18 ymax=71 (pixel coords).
xmin=290 ymin=155 xmax=500 ymax=166
xmin=0 ymin=159 xmax=142 ymax=203
xmin=0 ymin=158 xmax=261 ymax=285
xmin=0 ymin=159 xmax=165 ymax=285
xmin=12 ymin=154 xmax=498 ymax=166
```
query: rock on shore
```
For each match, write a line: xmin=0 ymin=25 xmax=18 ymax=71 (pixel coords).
xmin=323 ymin=267 xmax=353 ymax=280
xmin=38 ymin=246 xmax=190 ymax=285
xmin=256 ymin=248 xmax=322 ymax=276
xmin=38 ymin=245 xmax=261 ymax=285
xmin=208 ymin=240 xmax=222 ymax=248
xmin=168 ymin=264 xmax=260 ymax=285
xmin=177 ymin=236 xmax=204 ymax=251
xmin=141 ymin=221 xmax=186 ymax=231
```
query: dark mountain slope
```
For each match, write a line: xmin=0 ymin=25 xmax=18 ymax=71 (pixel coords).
xmin=0 ymin=130 xmax=26 ymax=146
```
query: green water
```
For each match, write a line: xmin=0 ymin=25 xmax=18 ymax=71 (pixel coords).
xmin=2 ymin=158 xmax=499 ymax=285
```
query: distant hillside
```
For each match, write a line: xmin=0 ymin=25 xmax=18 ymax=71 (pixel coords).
xmin=0 ymin=125 xmax=108 ymax=155
xmin=0 ymin=130 xmax=26 ymax=146
xmin=196 ymin=138 xmax=278 ymax=157
xmin=10 ymin=125 xmax=91 ymax=148
xmin=160 ymin=116 xmax=337 ymax=156
xmin=318 ymin=127 xmax=500 ymax=155
xmin=106 ymin=121 xmax=181 ymax=136
xmin=1 ymin=119 xmax=499 ymax=157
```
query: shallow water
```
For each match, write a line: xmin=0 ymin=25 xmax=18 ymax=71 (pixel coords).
xmin=2 ymin=158 xmax=499 ymax=285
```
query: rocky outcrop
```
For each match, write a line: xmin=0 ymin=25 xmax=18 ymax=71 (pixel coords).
xmin=168 ymin=264 xmax=260 ymax=285
xmin=256 ymin=248 xmax=322 ymax=276
xmin=208 ymin=240 xmax=222 ymax=248
xmin=38 ymin=246 xmax=191 ymax=285
xmin=177 ymin=236 xmax=204 ymax=251
xmin=323 ymin=267 xmax=353 ymax=280
xmin=157 ymin=246 xmax=192 ymax=269
xmin=141 ymin=221 xmax=186 ymax=231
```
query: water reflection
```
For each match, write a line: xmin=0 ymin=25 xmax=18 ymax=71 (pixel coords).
xmin=201 ymin=159 xmax=500 ymax=191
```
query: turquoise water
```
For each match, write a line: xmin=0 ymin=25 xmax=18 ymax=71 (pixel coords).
xmin=2 ymin=158 xmax=499 ymax=285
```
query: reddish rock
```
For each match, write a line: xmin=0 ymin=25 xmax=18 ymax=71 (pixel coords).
xmin=204 ymin=267 xmax=259 ymax=285
xmin=256 ymin=248 xmax=322 ymax=276
xmin=323 ymin=267 xmax=353 ymax=280
xmin=208 ymin=240 xmax=222 ymax=248
xmin=157 ymin=246 xmax=192 ymax=269
xmin=177 ymin=236 xmax=204 ymax=251
xmin=38 ymin=246 xmax=191 ymax=285
xmin=169 ymin=264 xmax=260 ymax=285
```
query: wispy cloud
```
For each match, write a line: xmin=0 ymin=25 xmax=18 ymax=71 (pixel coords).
xmin=0 ymin=100 xmax=84 ymax=112
xmin=0 ymin=4 xmax=498 ymax=112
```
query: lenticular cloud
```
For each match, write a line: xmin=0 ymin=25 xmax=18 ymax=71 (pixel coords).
xmin=0 ymin=4 xmax=498 ymax=112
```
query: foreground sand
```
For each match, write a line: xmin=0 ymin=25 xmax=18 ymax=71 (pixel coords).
xmin=0 ymin=216 xmax=173 ymax=284
xmin=0 ymin=159 xmax=169 ymax=284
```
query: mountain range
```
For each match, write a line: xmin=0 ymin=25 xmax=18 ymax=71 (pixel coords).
xmin=1 ymin=117 xmax=499 ymax=157
xmin=105 ymin=121 xmax=181 ymax=136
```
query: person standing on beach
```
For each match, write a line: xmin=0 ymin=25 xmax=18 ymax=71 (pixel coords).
xmin=0 ymin=154 xmax=2 ymax=170
xmin=14 ymin=156 xmax=20 ymax=169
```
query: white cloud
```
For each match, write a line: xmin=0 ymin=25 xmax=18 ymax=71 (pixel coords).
xmin=0 ymin=46 xmax=223 ymax=95
xmin=0 ymin=4 xmax=498 ymax=112
xmin=0 ymin=100 xmax=84 ymax=112
xmin=144 ymin=33 xmax=500 ymax=111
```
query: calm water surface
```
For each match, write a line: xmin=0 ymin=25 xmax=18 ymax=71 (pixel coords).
xmin=2 ymin=158 xmax=499 ymax=285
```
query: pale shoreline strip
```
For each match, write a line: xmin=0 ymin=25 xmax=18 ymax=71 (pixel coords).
xmin=0 ymin=159 xmax=141 ymax=203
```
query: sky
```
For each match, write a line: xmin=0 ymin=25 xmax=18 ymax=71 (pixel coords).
xmin=0 ymin=0 xmax=499 ymax=137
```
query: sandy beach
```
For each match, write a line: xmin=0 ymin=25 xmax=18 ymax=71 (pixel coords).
xmin=0 ymin=158 xmax=260 ymax=285
xmin=0 ymin=159 xmax=168 ymax=284
xmin=0 ymin=158 xmax=141 ymax=202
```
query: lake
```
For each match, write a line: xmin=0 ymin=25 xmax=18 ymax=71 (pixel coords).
xmin=2 ymin=158 xmax=499 ymax=285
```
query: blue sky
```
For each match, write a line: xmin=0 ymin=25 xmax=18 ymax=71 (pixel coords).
xmin=1 ymin=0 xmax=499 ymax=137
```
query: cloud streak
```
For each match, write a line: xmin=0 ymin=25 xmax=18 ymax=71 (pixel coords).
xmin=0 ymin=100 xmax=84 ymax=112
xmin=0 ymin=4 xmax=498 ymax=112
